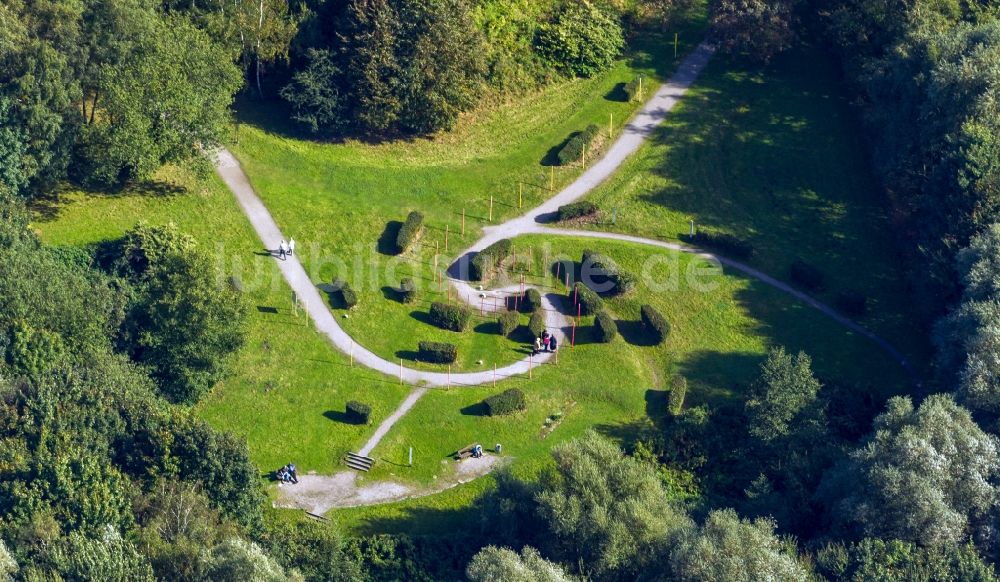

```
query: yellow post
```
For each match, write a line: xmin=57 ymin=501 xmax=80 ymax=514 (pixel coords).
xmin=445 ymin=224 xmax=449 ymax=252
xmin=582 ymin=143 xmax=587 ymax=168
xmin=518 ymin=182 xmax=523 ymax=209
xmin=609 ymin=112 xmax=613 ymax=139
xmin=489 ymin=196 xmax=493 ymax=222
xmin=638 ymin=76 xmax=642 ymax=99
xmin=550 ymin=166 xmax=555 ymax=191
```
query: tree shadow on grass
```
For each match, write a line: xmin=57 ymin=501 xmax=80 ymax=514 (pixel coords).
xmin=645 ymin=388 xmax=669 ymax=420
xmin=377 ymin=221 xmax=403 ymax=256
xmin=616 ymin=320 xmax=659 ymax=347
xmin=460 ymin=401 xmax=488 ymax=416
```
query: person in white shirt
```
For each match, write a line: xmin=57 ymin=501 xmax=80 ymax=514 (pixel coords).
xmin=288 ymin=237 xmax=296 ymax=256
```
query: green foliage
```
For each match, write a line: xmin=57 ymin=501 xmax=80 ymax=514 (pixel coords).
xmin=400 ymin=277 xmax=417 ymax=304
xmin=557 ymin=201 xmax=599 ymax=221
xmin=668 ymin=509 xmax=810 ymax=581
xmin=522 ymin=288 xmax=543 ymax=313
xmin=0 ymin=540 xmax=14 ymax=582
xmin=581 ymin=249 xmax=635 ymax=296
xmin=40 ymin=529 xmax=155 ymax=582
xmin=395 ymin=211 xmax=425 ymax=254
xmin=198 ymin=538 xmax=303 ymax=582
xmin=623 ymin=76 xmax=644 ymax=102
xmin=498 ymin=310 xmax=519 ymax=337
xmin=744 ymin=347 xmax=822 ymax=444
xmin=640 ymin=304 xmax=669 ymax=344
xmin=536 ymin=1 xmax=624 ymax=77
xmin=790 ymin=259 xmax=824 ymax=291
xmin=594 ymin=310 xmax=618 ymax=343
xmin=346 ymin=401 xmax=372 ymax=424
xmin=528 ymin=311 xmax=546 ymax=339
xmin=429 ymin=302 xmax=472 ymax=332
xmin=571 ymin=282 xmax=603 ymax=316
xmin=418 ymin=341 xmax=458 ymax=364
xmin=466 ymin=546 xmax=575 ymax=582
xmin=685 ymin=229 xmax=756 ymax=260
xmin=668 ymin=375 xmax=687 ymax=416
xmin=710 ymin=0 xmax=795 ymax=64
xmin=332 ymin=278 xmax=359 ymax=310
xmin=470 ymin=238 xmax=513 ymax=281
xmin=484 ymin=388 xmax=527 ymax=416
xmin=819 ymin=394 xmax=1000 ymax=547
xmin=557 ymin=124 xmax=600 ymax=166
xmin=112 ymin=222 xmax=196 ymax=280
xmin=280 ymin=48 xmax=344 ymax=134
xmin=258 ymin=518 xmax=361 ymax=582
xmin=816 ymin=539 xmax=999 ymax=582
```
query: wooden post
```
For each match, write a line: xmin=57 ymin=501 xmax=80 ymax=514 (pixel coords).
xmin=445 ymin=224 xmax=449 ymax=252
xmin=576 ymin=303 xmax=581 ymax=326
xmin=609 ymin=112 xmax=613 ymax=139
xmin=564 ymin=272 xmax=569 ymax=289
xmin=674 ymin=33 xmax=679 ymax=59
xmin=556 ymin=261 xmax=561 ymax=281
xmin=520 ymin=273 xmax=524 ymax=296
xmin=574 ymin=286 xmax=578 ymax=306
xmin=638 ymin=76 xmax=642 ymax=98
xmin=518 ymin=182 xmax=523 ymax=209
xmin=493 ymin=364 xmax=497 ymax=387
xmin=571 ymin=321 xmax=576 ymax=347
xmin=462 ymin=208 xmax=466 ymax=236
xmin=550 ymin=166 xmax=555 ymax=191
xmin=489 ymin=196 xmax=493 ymax=222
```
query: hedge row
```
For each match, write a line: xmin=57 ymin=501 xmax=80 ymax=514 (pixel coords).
xmin=346 ymin=400 xmax=371 ymax=424
xmin=594 ymin=311 xmax=618 ymax=343
xmin=668 ymin=376 xmax=687 ymax=416
xmin=498 ymin=310 xmax=519 ymax=336
xmin=529 ymin=310 xmax=546 ymax=338
xmin=395 ymin=211 xmax=425 ymax=254
xmin=685 ymin=230 xmax=756 ymax=260
xmin=332 ymin=278 xmax=358 ymax=309
xmin=522 ymin=288 xmax=542 ymax=313
xmin=790 ymin=259 xmax=824 ymax=291
xmin=418 ymin=341 xmax=457 ymax=364
xmin=624 ymin=76 xmax=644 ymax=102
xmin=484 ymin=388 xmax=526 ymax=416
xmin=470 ymin=238 xmax=513 ymax=281
xmin=400 ymin=277 xmax=417 ymax=304
xmin=557 ymin=124 xmax=600 ymax=166
xmin=582 ymin=249 xmax=636 ymax=296
xmin=641 ymin=304 xmax=670 ymax=344
xmin=557 ymin=201 xmax=599 ymax=221
xmin=429 ymin=302 xmax=471 ymax=331
xmin=571 ymin=282 xmax=603 ymax=315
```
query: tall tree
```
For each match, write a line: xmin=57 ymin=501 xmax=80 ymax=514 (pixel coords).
xmin=709 ymin=0 xmax=795 ymax=64
xmin=744 ymin=347 xmax=824 ymax=444
xmin=466 ymin=546 xmax=575 ymax=582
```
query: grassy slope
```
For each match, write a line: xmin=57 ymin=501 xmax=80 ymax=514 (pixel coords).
xmin=581 ymin=44 xmax=930 ymax=366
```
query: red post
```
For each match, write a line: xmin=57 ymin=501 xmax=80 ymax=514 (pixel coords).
xmin=556 ymin=261 xmax=561 ymax=281
xmin=571 ymin=322 xmax=576 ymax=347
xmin=574 ymin=286 xmax=578 ymax=306
xmin=565 ymin=272 xmax=569 ymax=289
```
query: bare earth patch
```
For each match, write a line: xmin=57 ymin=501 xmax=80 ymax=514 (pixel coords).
xmin=274 ymin=454 xmax=506 ymax=515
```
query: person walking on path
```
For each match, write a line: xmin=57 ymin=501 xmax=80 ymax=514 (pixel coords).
xmin=288 ymin=237 xmax=296 ymax=256
xmin=279 ymin=240 xmax=288 ymax=260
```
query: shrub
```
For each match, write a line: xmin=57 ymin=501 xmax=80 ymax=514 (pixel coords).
xmin=684 ymin=230 xmax=756 ymax=260
xmin=790 ymin=259 xmax=824 ymax=291
xmin=668 ymin=376 xmax=687 ymax=416
xmin=571 ymin=282 xmax=603 ymax=315
xmin=836 ymin=290 xmax=868 ymax=317
xmin=553 ymin=259 xmax=576 ymax=286
xmin=332 ymin=278 xmax=358 ymax=309
xmin=557 ymin=201 xmax=599 ymax=221
xmin=624 ymin=76 xmax=644 ymax=102
xmin=498 ymin=310 xmax=519 ymax=337
xmin=429 ymin=302 xmax=471 ymax=331
xmin=557 ymin=124 xmax=601 ymax=166
xmin=529 ymin=310 xmax=546 ymax=338
xmin=483 ymin=388 xmax=526 ymax=416
xmin=346 ymin=401 xmax=371 ymax=424
xmin=595 ymin=310 xmax=618 ymax=343
xmin=395 ymin=211 xmax=425 ymax=254
xmin=418 ymin=341 xmax=457 ymax=364
xmin=522 ymin=288 xmax=542 ymax=313
xmin=581 ymin=249 xmax=635 ymax=296
xmin=536 ymin=1 xmax=624 ymax=77
xmin=400 ymin=277 xmax=417 ymax=304
xmin=470 ymin=238 xmax=513 ymax=281
xmin=641 ymin=304 xmax=670 ymax=344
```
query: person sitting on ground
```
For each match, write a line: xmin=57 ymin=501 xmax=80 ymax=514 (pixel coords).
xmin=276 ymin=466 xmax=288 ymax=482
xmin=534 ymin=337 xmax=542 ymax=355
xmin=541 ymin=330 xmax=551 ymax=352
xmin=549 ymin=335 xmax=558 ymax=352
xmin=288 ymin=463 xmax=298 ymax=484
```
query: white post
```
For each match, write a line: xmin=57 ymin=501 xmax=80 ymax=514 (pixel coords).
xmin=409 ymin=447 xmax=413 ymax=467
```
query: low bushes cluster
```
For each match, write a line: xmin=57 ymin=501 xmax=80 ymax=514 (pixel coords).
xmin=836 ymin=290 xmax=868 ymax=317
xmin=484 ymin=388 xmax=526 ymax=416
xmin=557 ymin=124 xmax=600 ymax=166
xmin=684 ymin=230 xmax=756 ymax=260
xmin=529 ymin=310 xmax=546 ymax=338
xmin=594 ymin=310 xmax=618 ymax=343
xmin=790 ymin=259 xmax=825 ymax=291
xmin=624 ymin=76 xmax=644 ymax=102
xmin=470 ymin=239 xmax=513 ymax=281
xmin=429 ymin=302 xmax=471 ymax=331
xmin=400 ymin=277 xmax=417 ymax=304
xmin=332 ymin=278 xmax=358 ymax=309
xmin=346 ymin=400 xmax=371 ymax=424
xmin=498 ymin=310 xmax=519 ymax=336
xmin=641 ymin=304 xmax=670 ymax=344
xmin=668 ymin=375 xmax=687 ymax=416
xmin=418 ymin=341 xmax=457 ymax=364
xmin=582 ymin=249 xmax=636 ymax=296
xmin=557 ymin=201 xmax=599 ymax=221
xmin=395 ymin=211 xmax=425 ymax=254
xmin=571 ymin=282 xmax=603 ymax=315
xmin=522 ymin=288 xmax=542 ymax=313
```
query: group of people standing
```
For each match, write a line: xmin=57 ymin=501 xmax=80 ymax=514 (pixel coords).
xmin=533 ymin=330 xmax=558 ymax=355
xmin=277 ymin=238 xmax=296 ymax=260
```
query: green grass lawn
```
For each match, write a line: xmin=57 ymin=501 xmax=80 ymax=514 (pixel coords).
xmin=580 ymin=43 xmax=930 ymax=368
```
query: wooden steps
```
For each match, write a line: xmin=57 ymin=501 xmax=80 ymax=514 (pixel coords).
xmin=345 ymin=452 xmax=375 ymax=472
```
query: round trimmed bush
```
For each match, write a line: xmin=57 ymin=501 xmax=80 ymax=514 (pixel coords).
xmin=594 ymin=310 xmax=618 ymax=343
xmin=346 ymin=400 xmax=371 ymax=424
xmin=332 ymin=278 xmax=358 ymax=309
xmin=400 ymin=277 xmax=417 ymax=304
xmin=498 ymin=310 xmax=519 ymax=337
xmin=571 ymin=282 xmax=603 ymax=315
xmin=429 ymin=302 xmax=471 ymax=332
xmin=557 ymin=201 xmax=599 ymax=221
xmin=528 ymin=310 xmax=546 ymax=338
xmin=418 ymin=341 xmax=457 ymax=364
xmin=483 ymin=388 xmax=526 ymax=416
xmin=522 ymin=288 xmax=542 ymax=313
xmin=395 ymin=211 xmax=425 ymax=254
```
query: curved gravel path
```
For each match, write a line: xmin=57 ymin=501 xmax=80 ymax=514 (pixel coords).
xmin=216 ymin=40 xmax=914 ymax=461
